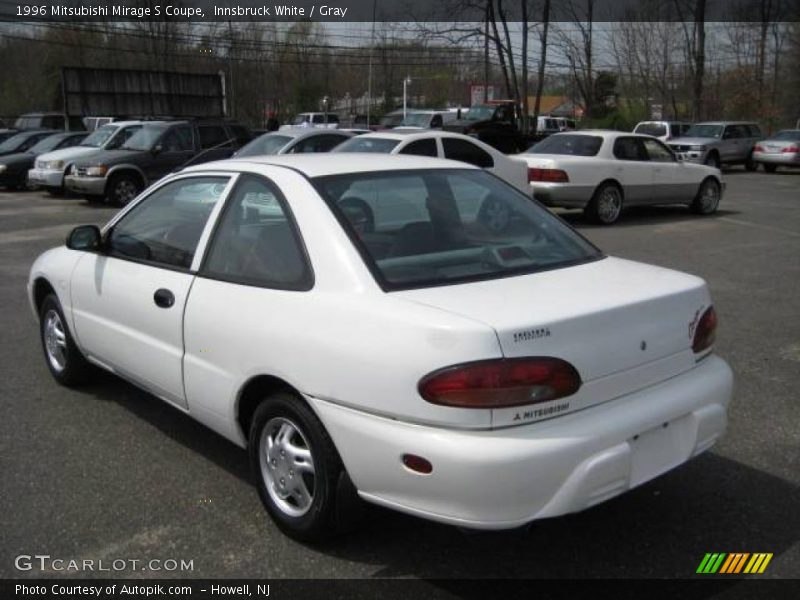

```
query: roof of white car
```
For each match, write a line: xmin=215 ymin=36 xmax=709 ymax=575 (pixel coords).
xmin=351 ymin=130 xmax=476 ymax=141
xmin=185 ymin=153 xmax=480 ymax=178
xmin=261 ymin=128 xmax=352 ymax=140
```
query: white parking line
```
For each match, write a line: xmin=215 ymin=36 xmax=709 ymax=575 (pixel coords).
xmin=718 ymin=217 xmax=800 ymax=239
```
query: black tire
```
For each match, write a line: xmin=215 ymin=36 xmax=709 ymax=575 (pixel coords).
xmin=763 ymin=164 xmax=778 ymax=173
xmin=690 ymin=177 xmax=721 ymax=215
xmin=585 ymin=182 xmax=623 ymax=225
xmin=249 ymin=392 xmax=346 ymax=542
xmin=339 ymin=197 xmax=375 ymax=234
xmin=84 ymin=194 xmax=104 ymax=204
xmin=744 ymin=153 xmax=758 ymax=171
xmin=106 ymin=172 xmax=142 ymax=206
xmin=39 ymin=294 xmax=91 ymax=386
xmin=46 ymin=188 xmax=65 ymax=197
xmin=704 ymin=152 xmax=720 ymax=169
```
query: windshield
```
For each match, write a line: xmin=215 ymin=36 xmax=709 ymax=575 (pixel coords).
xmin=81 ymin=125 xmax=117 ymax=148
xmin=772 ymin=130 xmax=800 ymax=142
xmin=334 ymin=137 xmax=400 ymax=153
xmin=634 ymin=123 xmax=668 ymax=137
xmin=236 ymin=134 xmax=292 ymax=157
xmin=400 ymin=113 xmax=432 ymax=127
xmin=379 ymin=113 xmax=404 ymax=128
xmin=291 ymin=114 xmax=311 ymax=125
xmin=525 ymin=134 xmax=603 ymax=156
xmin=0 ymin=132 xmax=35 ymax=152
xmin=314 ymin=169 xmax=601 ymax=290
xmin=464 ymin=106 xmax=495 ymax=121
xmin=684 ymin=124 xmax=723 ymax=138
xmin=122 ymin=126 xmax=164 ymax=151
xmin=28 ymin=135 xmax=65 ymax=154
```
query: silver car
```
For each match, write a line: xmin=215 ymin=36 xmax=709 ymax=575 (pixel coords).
xmin=752 ymin=130 xmax=800 ymax=173
xmin=669 ymin=122 xmax=762 ymax=170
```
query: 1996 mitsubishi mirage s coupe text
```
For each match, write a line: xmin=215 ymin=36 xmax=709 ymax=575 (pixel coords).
xmin=29 ymin=154 xmax=733 ymax=541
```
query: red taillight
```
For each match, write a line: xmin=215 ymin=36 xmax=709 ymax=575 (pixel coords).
xmin=528 ymin=168 xmax=569 ymax=183
xmin=419 ymin=357 xmax=581 ymax=409
xmin=782 ymin=145 xmax=799 ymax=153
xmin=692 ymin=306 xmax=718 ymax=354
xmin=754 ymin=144 xmax=765 ymax=152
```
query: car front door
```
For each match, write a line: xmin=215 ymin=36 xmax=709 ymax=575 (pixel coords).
xmin=611 ymin=137 xmax=653 ymax=205
xmin=642 ymin=137 xmax=695 ymax=202
xmin=720 ymin=125 xmax=744 ymax=162
xmin=70 ymin=174 xmax=235 ymax=408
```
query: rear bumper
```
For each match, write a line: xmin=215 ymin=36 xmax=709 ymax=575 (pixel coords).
xmin=531 ymin=183 xmax=595 ymax=208
xmin=64 ymin=175 xmax=106 ymax=196
xmin=753 ymin=151 xmax=800 ymax=165
xmin=27 ymin=168 xmax=64 ymax=189
xmin=309 ymin=355 xmax=733 ymax=529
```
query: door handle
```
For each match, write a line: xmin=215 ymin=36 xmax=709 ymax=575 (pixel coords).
xmin=153 ymin=288 xmax=175 ymax=309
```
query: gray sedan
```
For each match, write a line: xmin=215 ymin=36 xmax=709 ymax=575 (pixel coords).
xmin=235 ymin=129 xmax=355 ymax=158
xmin=752 ymin=130 xmax=800 ymax=173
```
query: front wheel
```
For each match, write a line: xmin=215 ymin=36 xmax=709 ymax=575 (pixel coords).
xmin=39 ymin=294 xmax=92 ymax=386
xmin=586 ymin=183 xmax=623 ymax=225
xmin=691 ymin=177 xmax=721 ymax=215
xmin=106 ymin=173 xmax=141 ymax=206
xmin=249 ymin=392 xmax=346 ymax=542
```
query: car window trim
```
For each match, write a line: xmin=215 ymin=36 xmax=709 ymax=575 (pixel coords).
xmin=196 ymin=172 xmax=315 ymax=292
xmin=100 ymin=172 xmax=239 ymax=274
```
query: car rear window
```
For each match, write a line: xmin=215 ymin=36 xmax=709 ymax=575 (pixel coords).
xmin=772 ymin=130 xmax=800 ymax=141
xmin=334 ymin=137 xmax=400 ymax=153
xmin=313 ymin=169 xmax=601 ymax=290
xmin=635 ymin=123 xmax=668 ymax=137
xmin=525 ymin=134 xmax=603 ymax=156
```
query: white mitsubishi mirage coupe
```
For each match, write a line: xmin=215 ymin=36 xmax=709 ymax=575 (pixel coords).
xmin=28 ymin=154 xmax=733 ymax=541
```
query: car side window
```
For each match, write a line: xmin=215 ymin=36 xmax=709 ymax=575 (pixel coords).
xmin=107 ymin=126 xmax=141 ymax=150
xmin=613 ymin=137 xmax=647 ymax=161
xmin=107 ymin=176 xmax=229 ymax=270
xmin=202 ymin=175 xmax=312 ymax=290
xmin=400 ymin=138 xmax=438 ymax=157
xmin=229 ymin=125 xmax=252 ymax=145
xmin=642 ymin=138 xmax=675 ymax=163
xmin=746 ymin=124 xmax=762 ymax=138
xmin=723 ymin=126 xmax=742 ymax=140
xmin=198 ymin=125 xmax=229 ymax=149
xmin=161 ymin=126 xmax=194 ymax=151
xmin=442 ymin=138 xmax=494 ymax=168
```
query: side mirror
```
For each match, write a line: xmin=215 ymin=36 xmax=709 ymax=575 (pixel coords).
xmin=151 ymin=144 xmax=163 ymax=155
xmin=66 ymin=225 xmax=102 ymax=251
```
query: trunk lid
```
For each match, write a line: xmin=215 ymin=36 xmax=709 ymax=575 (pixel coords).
xmin=395 ymin=257 xmax=712 ymax=426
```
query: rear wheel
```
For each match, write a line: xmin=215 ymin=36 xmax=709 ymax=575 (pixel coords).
xmin=586 ymin=182 xmax=623 ymax=225
xmin=744 ymin=153 xmax=758 ymax=171
xmin=691 ymin=177 xmax=721 ymax=215
xmin=46 ymin=188 xmax=65 ymax=197
xmin=39 ymin=294 xmax=91 ymax=386
xmin=249 ymin=392 xmax=347 ymax=542
xmin=763 ymin=164 xmax=777 ymax=173
xmin=106 ymin=173 xmax=141 ymax=206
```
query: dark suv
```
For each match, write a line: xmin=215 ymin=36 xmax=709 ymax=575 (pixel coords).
xmin=65 ymin=120 xmax=252 ymax=204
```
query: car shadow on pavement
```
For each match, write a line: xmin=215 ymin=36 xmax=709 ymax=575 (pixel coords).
xmin=562 ymin=207 xmax=741 ymax=229
xmin=80 ymin=370 xmax=798 ymax=581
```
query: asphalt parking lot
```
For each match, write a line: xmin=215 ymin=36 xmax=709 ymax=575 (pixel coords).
xmin=1 ymin=169 xmax=798 ymax=582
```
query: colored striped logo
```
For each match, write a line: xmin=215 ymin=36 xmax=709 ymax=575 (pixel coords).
xmin=696 ymin=553 xmax=773 ymax=574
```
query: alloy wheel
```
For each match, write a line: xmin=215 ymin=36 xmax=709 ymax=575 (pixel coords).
xmin=260 ymin=417 xmax=316 ymax=518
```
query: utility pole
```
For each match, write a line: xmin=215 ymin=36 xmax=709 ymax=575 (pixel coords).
xmin=366 ymin=0 xmax=377 ymax=127
xmin=403 ymin=75 xmax=411 ymax=120
xmin=227 ymin=20 xmax=235 ymax=118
